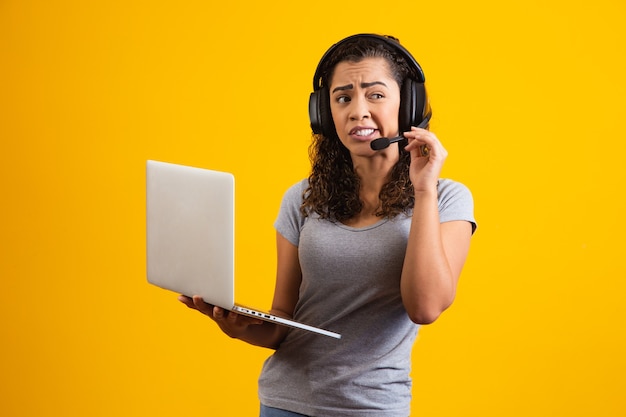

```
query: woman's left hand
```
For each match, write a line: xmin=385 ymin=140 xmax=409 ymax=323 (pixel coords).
xmin=403 ymin=126 xmax=448 ymax=192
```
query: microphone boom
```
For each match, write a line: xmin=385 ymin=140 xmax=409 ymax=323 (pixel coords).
xmin=370 ymin=136 xmax=403 ymax=151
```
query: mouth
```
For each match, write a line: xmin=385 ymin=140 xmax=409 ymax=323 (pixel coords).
xmin=349 ymin=127 xmax=377 ymax=139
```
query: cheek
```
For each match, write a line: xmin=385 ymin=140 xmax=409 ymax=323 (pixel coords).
xmin=329 ymin=103 xmax=342 ymax=122
xmin=330 ymin=105 xmax=347 ymax=131
xmin=384 ymin=103 xmax=401 ymax=130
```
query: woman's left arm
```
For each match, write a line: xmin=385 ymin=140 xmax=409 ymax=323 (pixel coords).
xmin=401 ymin=127 xmax=473 ymax=324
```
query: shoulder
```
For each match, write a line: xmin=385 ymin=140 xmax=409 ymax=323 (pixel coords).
xmin=281 ymin=179 xmax=309 ymax=206
xmin=437 ymin=179 xmax=473 ymax=203
xmin=436 ymin=179 xmax=476 ymax=232
xmin=275 ymin=179 xmax=309 ymax=246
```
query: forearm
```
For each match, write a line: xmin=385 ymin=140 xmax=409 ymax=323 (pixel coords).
xmin=401 ymin=188 xmax=455 ymax=324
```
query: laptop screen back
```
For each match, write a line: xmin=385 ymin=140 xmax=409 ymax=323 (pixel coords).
xmin=146 ymin=160 xmax=235 ymax=308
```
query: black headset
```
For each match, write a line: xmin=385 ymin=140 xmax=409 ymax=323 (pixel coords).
xmin=309 ymin=34 xmax=432 ymax=139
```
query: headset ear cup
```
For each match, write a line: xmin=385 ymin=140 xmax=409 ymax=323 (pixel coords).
xmin=309 ymin=91 xmax=323 ymax=134
xmin=309 ymin=89 xmax=335 ymax=138
xmin=419 ymin=85 xmax=431 ymax=128
xmin=416 ymin=83 xmax=429 ymax=127
xmin=318 ymin=88 xmax=335 ymax=138
xmin=399 ymin=80 xmax=417 ymax=132
xmin=399 ymin=79 xmax=428 ymax=131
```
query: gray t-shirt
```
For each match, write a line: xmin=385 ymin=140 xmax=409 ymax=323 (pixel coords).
xmin=258 ymin=179 xmax=476 ymax=417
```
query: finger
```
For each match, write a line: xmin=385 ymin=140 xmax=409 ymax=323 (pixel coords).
xmin=409 ymin=125 xmax=429 ymax=133
xmin=178 ymin=295 xmax=197 ymax=309
xmin=404 ymin=140 xmax=430 ymax=157
xmin=237 ymin=314 xmax=263 ymax=326
xmin=407 ymin=127 xmax=438 ymax=141
xmin=191 ymin=295 xmax=216 ymax=316
xmin=213 ymin=306 xmax=225 ymax=319
xmin=405 ymin=129 xmax=442 ymax=155
xmin=227 ymin=309 xmax=238 ymax=323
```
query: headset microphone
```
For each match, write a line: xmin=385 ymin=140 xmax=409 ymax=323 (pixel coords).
xmin=369 ymin=112 xmax=432 ymax=151
xmin=370 ymin=136 xmax=404 ymax=151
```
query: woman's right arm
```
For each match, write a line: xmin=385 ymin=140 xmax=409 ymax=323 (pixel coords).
xmin=178 ymin=232 xmax=302 ymax=350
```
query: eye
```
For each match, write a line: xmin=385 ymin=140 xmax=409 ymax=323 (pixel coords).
xmin=370 ymin=92 xmax=384 ymax=100
xmin=336 ymin=95 xmax=351 ymax=104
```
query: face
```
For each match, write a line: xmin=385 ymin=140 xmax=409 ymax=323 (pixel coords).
xmin=328 ymin=57 xmax=401 ymax=157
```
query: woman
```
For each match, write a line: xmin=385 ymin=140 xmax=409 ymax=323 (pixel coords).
xmin=180 ymin=34 xmax=476 ymax=417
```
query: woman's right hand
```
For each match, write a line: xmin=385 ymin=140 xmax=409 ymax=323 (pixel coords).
xmin=178 ymin=295 xmax=263 ymax=339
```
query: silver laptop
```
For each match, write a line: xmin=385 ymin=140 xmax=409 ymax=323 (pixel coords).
xmin=146 ymin=160 xmax=341 ymax=339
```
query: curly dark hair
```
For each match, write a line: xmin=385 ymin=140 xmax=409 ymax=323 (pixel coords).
xmin=301 ymin=35 xmax=418 ymax=222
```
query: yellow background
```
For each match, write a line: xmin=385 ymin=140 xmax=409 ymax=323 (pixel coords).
xmin=1 ymin=0 xmax=625 ymax=415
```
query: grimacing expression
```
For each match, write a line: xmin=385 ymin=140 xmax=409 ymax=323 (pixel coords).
xmin=329 ymin=57 xmax=401 ymax=157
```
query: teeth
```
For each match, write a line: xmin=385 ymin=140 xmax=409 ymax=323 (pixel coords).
xmin=354 ymin=129 xmax=374 ymax=136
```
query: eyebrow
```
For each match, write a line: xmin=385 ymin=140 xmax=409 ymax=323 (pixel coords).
xmin=331 ymin=81 xmax=388 ymax=94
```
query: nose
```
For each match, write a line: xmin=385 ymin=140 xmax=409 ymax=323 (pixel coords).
xmin=349 ymin=96 xmax=370 ymax=121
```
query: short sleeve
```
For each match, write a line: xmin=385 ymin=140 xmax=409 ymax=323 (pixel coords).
xmin=437 ymin=179 xmax=477 ymax=234
xmin=274 ymin=180 xmax=308 ymax=246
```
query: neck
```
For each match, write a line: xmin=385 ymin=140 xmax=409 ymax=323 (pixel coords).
xmin=352 ymin=152 xmax=397 ymax=194
xmin=349 ymin=151 xmax=398 ymax=218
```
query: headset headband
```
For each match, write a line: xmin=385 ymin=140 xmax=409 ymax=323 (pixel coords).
xmin=311 ymin=33 xmax=426 ymax=91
